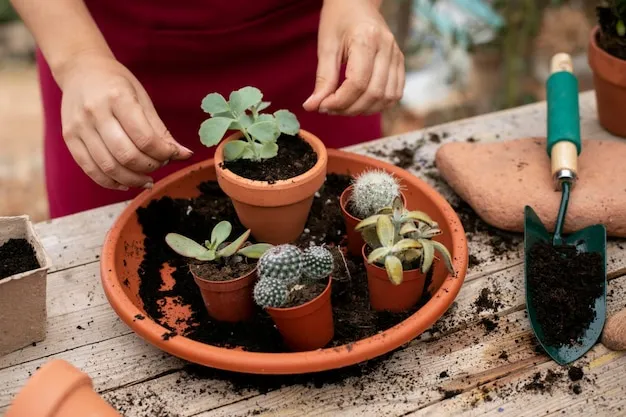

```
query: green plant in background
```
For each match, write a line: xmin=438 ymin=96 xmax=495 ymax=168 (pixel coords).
xmin=198 ymin=86 xmax=300 ymax=162
xmin=0 ymin=0 xmax=19 ymax=23
xmin=596 ymin=0 xmax=626 ymax=59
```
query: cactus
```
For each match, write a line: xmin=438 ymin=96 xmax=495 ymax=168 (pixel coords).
xmin=253 ymin=277 xmax=289 ymax=308
xmin=350 ymin=170 xmax=401 ymax=219
xmin=302 ymin=246 xmax=334 ymax=280
xmin=257 ymin=244 xmax=303 ymax=285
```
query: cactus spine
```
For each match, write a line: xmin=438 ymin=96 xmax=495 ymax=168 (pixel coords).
xmin=302 ymin=246 xmax=334 ymax=280
xmin=351 ymin=170 xmax=401 ymax=218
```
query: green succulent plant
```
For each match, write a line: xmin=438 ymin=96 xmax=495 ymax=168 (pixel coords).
xmin=198 ymin=86 xmax=300 ymax=162
xmin=165 ymin=221 xmax=272 ymax=262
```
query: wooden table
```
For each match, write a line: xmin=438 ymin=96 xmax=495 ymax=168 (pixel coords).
xmin=2 ymin=90 xmax=626 ymax=416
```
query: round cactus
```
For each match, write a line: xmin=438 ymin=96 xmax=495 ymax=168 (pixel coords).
xmin=253 ymin=277 xmax=288 ymax=309
xmin=257 ymin=244 xmax=302 ymax=284
xmin=351 ymin=170 xmax=401 ymax=218
xmin=302 ymin=246 xmax=334 ymax=280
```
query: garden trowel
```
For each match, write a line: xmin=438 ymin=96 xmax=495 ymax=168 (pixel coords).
xmin=523 ymin=53 xmax=607 ymax=365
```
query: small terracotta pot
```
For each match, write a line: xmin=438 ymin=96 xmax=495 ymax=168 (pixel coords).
xmin=214 ymin=130 xmax=328 ymax=245
xmin=339 ymin=186 xmax=407 ymax=256
xmin=588 ymin=26 xmax=626 ymax=137
xmin=6 ymin=359 xmax=120 ymax=417
xmin=266 ymin=277 xmax=334 ymax=351
xmin=363 ymin=245 xmax=426 ymax=312
xmin=191 ymin=266 xmax=258 ymax=322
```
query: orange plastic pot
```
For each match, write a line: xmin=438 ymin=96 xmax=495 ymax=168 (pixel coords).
xmin=6 ymin=359 xmax=120 ymax=417
xmin=362 ymin=245 xmax=426 ymax=312
xmin=214 ymin=130 xmax=328 ymax=245
xmin=340 ymin=186 xmax=407 ymax=256
xmin=191 ymin=266 xmax=257 ymax=322
xmin=589 ymin=26 xmax=626 ymax=137
xmin=266 ymin=277 xmax=334 ymax=351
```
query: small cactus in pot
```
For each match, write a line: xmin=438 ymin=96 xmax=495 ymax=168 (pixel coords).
xmin=253 ymin=244 xmax=335 ymax=351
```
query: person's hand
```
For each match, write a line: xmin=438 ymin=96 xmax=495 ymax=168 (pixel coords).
xmin=303 ymin=0 xmax=405 ymax=116
xmin=56 ymin=54 xmax=193 ymax=190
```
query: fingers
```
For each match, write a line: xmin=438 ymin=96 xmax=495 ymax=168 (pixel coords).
xmin=65 ymin=135 xmax=128 ymax=191
xmin=303 ymin=42 xmax=341 ymax=112
xmin=396 ymin=46 xmax=406 ymax=100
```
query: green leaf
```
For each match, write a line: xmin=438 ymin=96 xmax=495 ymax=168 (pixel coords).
xmin=405 ymin=210 xmax=435 ymax=226
xmin=392 ymin=239 xmax=422 ymax=253
xmin=384 ymin=256 xmax=404 ymax=285
xmin=399 ymin=223 xmax=418 ymax=235
xmin=274 ymin=110 xmax=300 ymax=135
xmin=256 ymin=114 xmax=274 ymax=123
xmin=419 ymin=239 xmax=434 ymax=274
xmin=256 ymin=101 xmax=271 ymax=112
xmin=241 ymin=145 xmax=257 ymax=160
xmin=229 ymin=87 xmax=263 ymax=114
xmin=223 ymin=140 xmax=249 ymax=161
xmin=362 ymin=227 xmax=381 ymax=249
xmin=367 ymin=247 xmax=390 ymax=264
xmin=218 ymin=230 xmax=251 ymax=258
xmin=237 ymin=114 xmax=254 ymax=129
xmin=355 ymin=215 xmax=382 ymax=231
xmin=165 ymin=233 xmax=215 ymax=261
xmin=238 ymin=243 xmax=273 ymax=259
xmin=247 ymin=121 xmax=280 ymax=143
xmin=431 ymin=240 xmax=455 ymax=275
xmin=199 ymin=117 xmax=233 ymax=147
xmin=618 ymin=20 xmax=626 ymax=37
xmin=402 ymin=248 xmax=422 ymax=263
xmin=211 ymin=221 xmax=232 ymax=247
xmin=259 ymin=142 xmax=278 ymax=159
xmin=201 ymin=93 xmax=229 ymax=115
xmin=376 ymin=215 xmax=395 ymax=248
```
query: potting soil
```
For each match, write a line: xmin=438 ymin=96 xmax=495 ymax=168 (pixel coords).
xmin=0 ymin=238 xmax=39 ymax=280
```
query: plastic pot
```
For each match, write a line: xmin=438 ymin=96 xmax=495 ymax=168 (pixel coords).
xmin=339 ymin=186 xmax=407 ymax=257
xmin=266 ymin=277 xmax=334 ymax=351
xmin=6 ymin=359 xmax=120 ymax=417
xmin=362 ymin=244 xmax=426 ymax=312
xmin=214 ymin=130 xmax=328 ymax=245
xmin=191 ymin=265 xmax=258 ymax=322
xmin=588 ymin=25 xmax=626 ymax=138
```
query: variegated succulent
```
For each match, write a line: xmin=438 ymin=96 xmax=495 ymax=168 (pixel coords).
xmin=355 ymin=196 xmax=455 ymax=285
xmin=165 ymin=220 xmax=272 ymax=262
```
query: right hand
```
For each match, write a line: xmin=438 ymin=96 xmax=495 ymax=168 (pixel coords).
xmin=57 ymin=54 xmax=193 ymax=190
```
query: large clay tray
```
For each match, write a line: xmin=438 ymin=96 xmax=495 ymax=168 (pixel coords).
xmin=100 ymin=149 xmax=468 ymax=374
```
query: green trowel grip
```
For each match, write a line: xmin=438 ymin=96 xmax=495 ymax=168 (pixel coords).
xmin=546 ymin=71 xmax=581 ymax=156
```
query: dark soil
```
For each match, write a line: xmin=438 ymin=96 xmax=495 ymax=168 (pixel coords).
xmin=0 ymin=238 xmax=40 ymax=280
xmin=135 ymin=173 xmax=437 ymax=353
xmin=474 ymin=287 xmax=504 ymax=313
xmin=283 ymin=278 xmax=328 ymax=308
xmin=190 ymin=259 xmax=255 ymax=282
xmin=568 ymin=366 xmax=584 ymax=382
xmin=221 ymin=134 xmax=317 ymax=183
xmin=527 ymin=241 xmax=604 ymax=347
xmin=597 ymin=5 xmax=626 ymax=60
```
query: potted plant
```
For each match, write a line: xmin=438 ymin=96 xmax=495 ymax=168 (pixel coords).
xmin=165 ymin=221 xmax=272 ymax=322
xmin=339 ymin=170 xmax=405 ymax=256
xmin=198 ymin=86 xmax=328 ymax=244
xmin=252 ymin=244 xmax=334 ymax=351
xmin=355 ymin=197 xmax=455 ymax=312
xmin=0 ymin=215 xmax=51 ymax=357
xmin=589 ymin=1 xmax=626 ymax=137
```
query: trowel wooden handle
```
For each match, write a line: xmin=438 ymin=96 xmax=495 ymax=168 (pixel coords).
xmin=547 ymin=53 xmax=581 ymax=183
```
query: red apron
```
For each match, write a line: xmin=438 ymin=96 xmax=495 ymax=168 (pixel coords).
xmin=37 ymin=0 xmax=382 ymax=218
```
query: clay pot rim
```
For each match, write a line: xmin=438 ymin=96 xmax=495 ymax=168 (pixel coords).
xmin=339 ymin=185 xmax=407 ymax=223
xmin=190 ymin=263 xmax=257 ymax=287
xmin=214 ymin=129 xmax=328 ymax=192
xmin=589 ymin=25 xmax=626 ymax=87
xmin=361 ymin=243 xmax=423 ymax=280
xmin=100 ymin=148 xmax=468 ymax=374
xmin=265 ymin=275 xmax=332 ymax=315
xmin=589 ymin=25 xmax=625 ymax=64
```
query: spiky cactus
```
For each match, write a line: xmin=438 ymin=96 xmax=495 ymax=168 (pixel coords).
xmin=257 ymin=244 xmax=302 ymax=285
xmin=253 ymin=277 xmax=289 ymax=308
xmin=350 ymin=170 xmax=401 ymax=219
xmin=302 ymin=246 xmax=334 ymax=280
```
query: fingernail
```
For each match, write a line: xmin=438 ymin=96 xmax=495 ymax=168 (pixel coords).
xmin=143 ymin=182 xmax=153 ymax=189
xmin=118 ymin=185 xmax=129 ymax=191
xmin=303 ymin=95 xmax=314 ymax=107
xmin=319 ymin=107 xmax=328 ymax=114
xmin=180 ymin=145 xmax=194 ymax=155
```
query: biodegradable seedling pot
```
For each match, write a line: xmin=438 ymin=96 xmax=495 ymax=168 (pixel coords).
xmin=190 ymin=266 xmax=258 ymax=322
xmin=340 ymin=186 xmax=407 ymax=256
xmin=265 ymin=277 xmax=334 ymax=351
xmin=214 ymin=129 xmax=328 ymax=245
xmin=589 ymin=26 xmax=626 ymax=138
xmin=6 ymin=359 xmax=120 ymax=417
xmin=362 ymin=244 xmax=426 ymax=312
xmin=0 ymin=215 xmax=51 ymax=357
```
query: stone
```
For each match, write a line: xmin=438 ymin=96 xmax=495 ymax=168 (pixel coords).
xmin=435 ymin=137 xmax=626 ymax=237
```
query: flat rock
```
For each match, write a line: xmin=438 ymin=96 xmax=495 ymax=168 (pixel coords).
xmin=435 ymin=137 xmax=626 ymax=237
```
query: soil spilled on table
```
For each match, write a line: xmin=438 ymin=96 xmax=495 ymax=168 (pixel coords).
xmin=135 ymin=173 xmax=436 ymax=352
xmin=596 ymin=4 xmax=626 ymax=60
xmin=526 ymin=241 xmax=604 ymax=347
xmin=0 ymin=238 xmax=40 ymax=280
xmin=221 ymin=134 xmax=317 ymax=182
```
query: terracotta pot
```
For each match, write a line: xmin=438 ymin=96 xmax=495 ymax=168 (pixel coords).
xmin=266 ymin=277 xmax=334 ymax=351
xmin=6 ymin=359 xmax=120 ymax=417
xmin=214 ymin=130 xmax=328 ymax=245
xmin=339 ymin=186 xmax=407 ymax=256
xmin=191 ymin=265 xmax=257 ymax=322
xmin=363 ymin=244 xmax=426 ymax=312
xmin=588 ymin=26 xmax=626 ymax=137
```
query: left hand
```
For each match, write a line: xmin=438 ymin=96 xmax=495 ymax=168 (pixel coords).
xmin=303 ymin=0 xmax=405 ymax=116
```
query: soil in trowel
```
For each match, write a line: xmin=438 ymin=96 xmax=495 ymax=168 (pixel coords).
xmin=527 ymin=241 xmax=604 ymax=347
xmin=0 ymin=238 xmax=39 ymax=280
